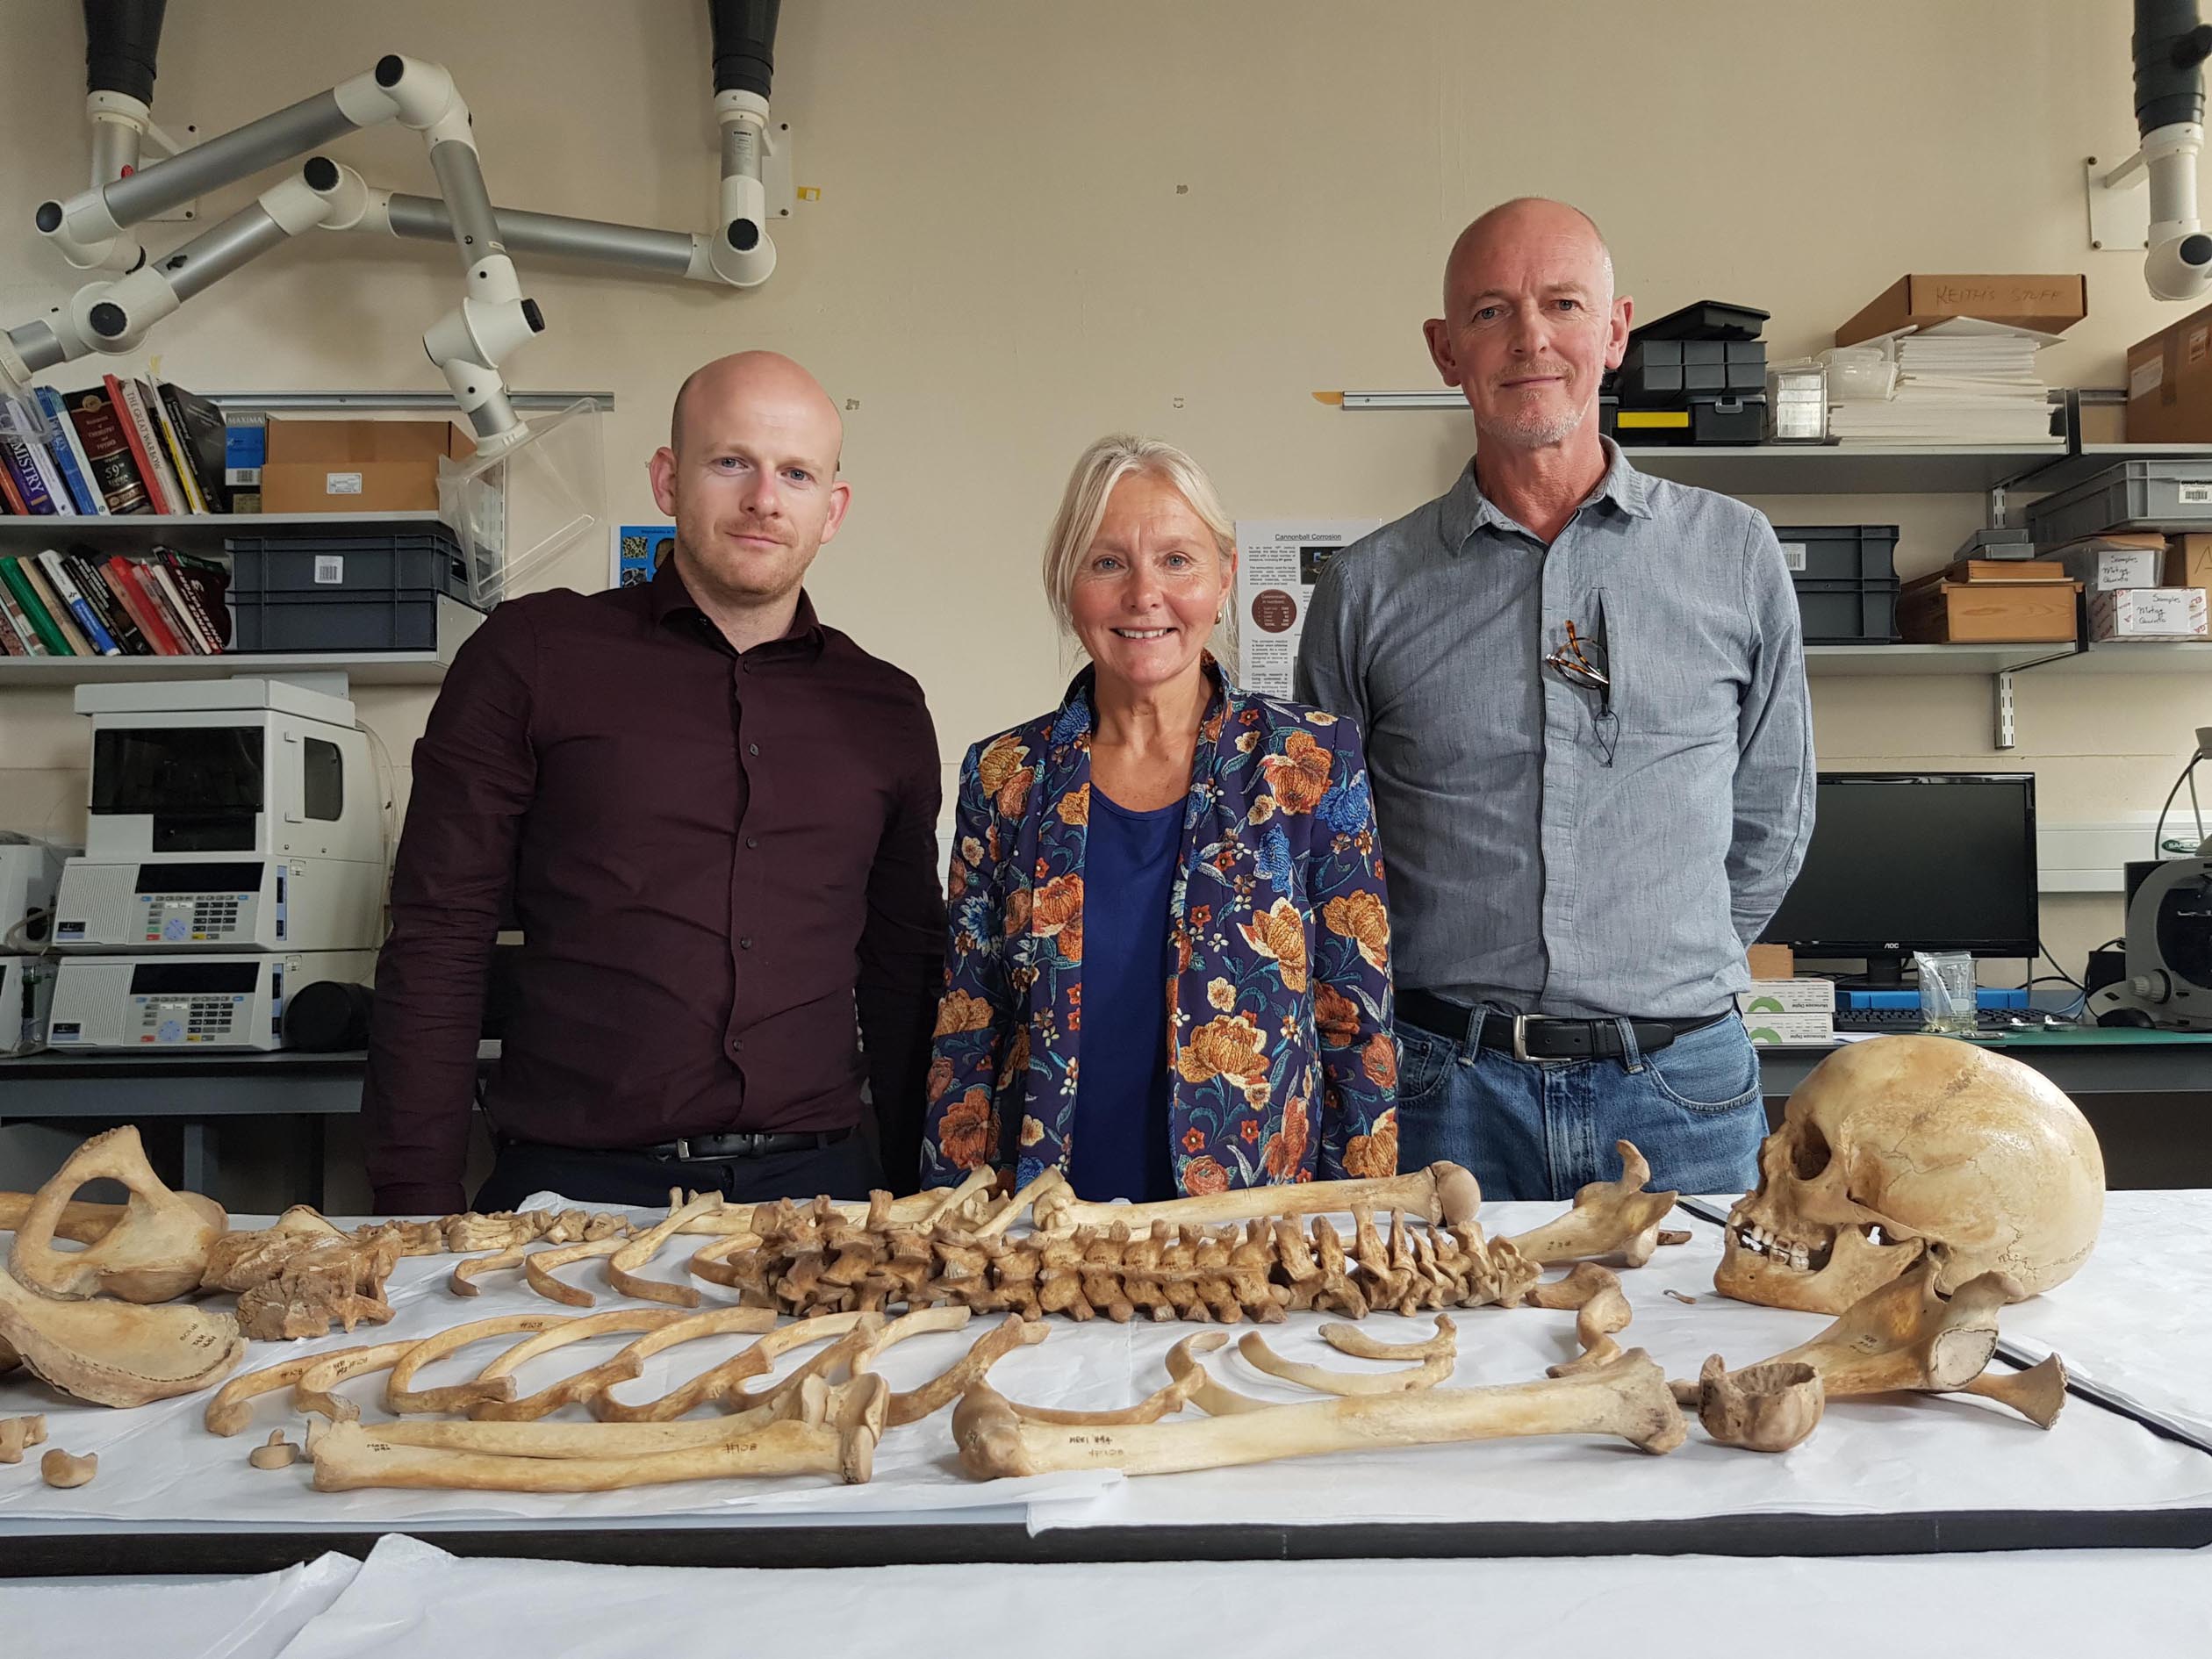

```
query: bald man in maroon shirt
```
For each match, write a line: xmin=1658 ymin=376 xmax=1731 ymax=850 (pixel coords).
xmin=363 ymin=353 xmax=946 ymax=1214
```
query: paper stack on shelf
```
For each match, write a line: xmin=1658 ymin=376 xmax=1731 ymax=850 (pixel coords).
xmin=1823 ymin=318 xmax=2059 ymax=445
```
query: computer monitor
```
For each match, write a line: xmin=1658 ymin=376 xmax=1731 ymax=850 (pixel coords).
xmin=1758 ymin=772 xmax=2038 ymax=985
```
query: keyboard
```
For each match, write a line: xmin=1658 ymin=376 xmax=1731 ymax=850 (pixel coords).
xmin=1830 ymin=1007 xmax=2078 ymax=1035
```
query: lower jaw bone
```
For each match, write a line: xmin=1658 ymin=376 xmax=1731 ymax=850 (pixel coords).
xmin=1713 ymin=1222 xmax=1925 ymax=1315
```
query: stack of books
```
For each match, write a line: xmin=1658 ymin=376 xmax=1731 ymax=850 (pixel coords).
xmin=1824 ymin=319 xmax=2058 ymax=446
xmin=0 ymin=377 xmax=231 ymax=518
xmin=0 ymin=546 xmax=231 ymax=657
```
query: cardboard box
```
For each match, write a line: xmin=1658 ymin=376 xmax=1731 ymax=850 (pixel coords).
xmin=2126 ymin=300 xmax=2212 ymax=442
xmin=260 ymin=419 xmax=472 ymax=514
xmin=1836 ymin=273 xmax=2087 ymax=346
xmin=1734 ymin=979 xmax=1837 ymax=1015
xmin=2168 ymin=534 xmax=2212 ymax=589
xmin=2050 ymin=539 xmax=2166 ymax=592
xmin=1737 ymin=1009 xmax=1835 ymax=1046
xmin=1898 ymin=578 xmax=2079 ymax=643
xmin=2088 ymin=585 xmax=2208 ymax=640
xmin=1746 ymin=944 xmax=1794 ymax=980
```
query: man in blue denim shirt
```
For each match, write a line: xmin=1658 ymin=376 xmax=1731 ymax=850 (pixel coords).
xmin=1295 ymin=198 xmax=1814 ymax=1201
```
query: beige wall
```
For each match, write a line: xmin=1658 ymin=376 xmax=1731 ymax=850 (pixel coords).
xmin=4 ymin=0 xmax=2208 ymax=1017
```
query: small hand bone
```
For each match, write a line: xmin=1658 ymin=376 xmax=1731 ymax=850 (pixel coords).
xmin=1503 ymin=1141 xmax=1679 ymax=1268
xmin=248 ymin=1429 xmax=299 ymax=1469
xmin=0 ymin=1413 xmax=47 ymax=1462
xmin=42 ymin=1448 xmax=97 ymax=1488
xmin=1526 ymin=1264 xmax=1634 ymax=1377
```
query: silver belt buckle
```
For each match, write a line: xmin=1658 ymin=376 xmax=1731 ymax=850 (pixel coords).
xmin=672 ymin=1138 xmax=693 ymax=1160
xmin=1511 ymin=1014 xmax=1536 ymax=1063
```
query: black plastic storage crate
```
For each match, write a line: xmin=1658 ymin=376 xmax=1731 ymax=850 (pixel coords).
xmin=1627 ymin=299 xmax=1771 ymax=341
xmin=1772 ymin=524 xmax=1900 ymax=583
xmin=1617 ymin=340 xmax=1767 ymax=403
xmin=1792 ymin=579 xmax=1900 ymax=643
xmin=224 ymin=527 xmax=481 ymax=653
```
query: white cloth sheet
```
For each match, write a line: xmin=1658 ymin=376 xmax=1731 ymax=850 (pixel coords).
xmin=7 ymin=1534 xmax=2208 ymax=1658
xmin=0 ymin=1196 xmax=2208 ymax=1538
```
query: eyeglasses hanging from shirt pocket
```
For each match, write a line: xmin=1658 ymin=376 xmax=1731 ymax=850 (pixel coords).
xmin=1545 ymin=589 xmax=1618 ymax=766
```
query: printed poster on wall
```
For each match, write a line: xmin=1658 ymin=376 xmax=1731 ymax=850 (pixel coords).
xmin=1232 ymin=519 xmax=1380 ymax=697
xmin=610 ymin=523 xmax=676 ymax=589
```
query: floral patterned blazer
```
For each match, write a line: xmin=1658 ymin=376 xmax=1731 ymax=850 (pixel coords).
xmin=922 ymin=657 xmax=1398 ymax=1196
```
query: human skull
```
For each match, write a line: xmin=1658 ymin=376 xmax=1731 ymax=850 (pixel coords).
xmin=1714 ymin=1035 xmax=2103 ymax=1314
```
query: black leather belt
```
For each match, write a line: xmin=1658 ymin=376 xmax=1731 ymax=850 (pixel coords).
xmin=642 ymin=1127 xmax=852 ymax=1162
xmin=1399 ymin=990 xmax=1730 ymax=1063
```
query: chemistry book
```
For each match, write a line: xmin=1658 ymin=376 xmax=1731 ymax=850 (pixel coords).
xmin=14 ymin=425 xmax=78 ymax=517
xmin=0 ymin=438 xmax=59 ymax=515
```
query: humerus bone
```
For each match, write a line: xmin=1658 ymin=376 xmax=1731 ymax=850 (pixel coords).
xmin=9 ymin=1126 xmax=226 ymax=1303
xmin=1031 ymin=1162 xmax=1483 ymax=1236
xmin=954 ymin=1338 xmax=1683 ymax=1478
xmin=1503 ymin=1142 xmax=1679 ymax=1268
xmin=249 ymin=1430 xmax=299 ymax=1469
xmin=1691 ymin=1356 xmax=1826 ymax=1453
xmin=310 ymin=1373 xmax=888 ymax=1491
xmin=0 ymin=1413 xmax=47 ymax=1462
xmin=42 ymin=1448 xmax=97 ymax=1487
xmin=0 ymin=1258 xmax=244 ymax=1407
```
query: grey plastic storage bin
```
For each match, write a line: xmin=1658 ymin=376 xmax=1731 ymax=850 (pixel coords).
xmin=225 ymin=528 xmax=482 ymax=653
xmin=2025 ymin=460 xmax=2212 ymax=548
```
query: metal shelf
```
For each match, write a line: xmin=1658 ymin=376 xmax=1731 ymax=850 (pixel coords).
xmin=2025 ymin=639 xmax=2212 ymax=672
xmin=0 ymin=592 xmax=482 ymax=687
xmin=1804 ymin=643 xmax=2075 ymax=677
xmin=1623 ymin=443 xmax=2067 ymax=496
xmin=0 ymin=510 xmax=445 ymax=557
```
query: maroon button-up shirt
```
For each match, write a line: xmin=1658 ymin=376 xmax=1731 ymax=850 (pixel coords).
xmin=363 ymin=559 xmax=945 ymax=1214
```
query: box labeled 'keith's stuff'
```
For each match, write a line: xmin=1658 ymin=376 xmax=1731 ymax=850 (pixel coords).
xmin=259 ymin=420 xmax=473 ymax=514
xmin=1835 ymin=273 xmax=2086 ymax=346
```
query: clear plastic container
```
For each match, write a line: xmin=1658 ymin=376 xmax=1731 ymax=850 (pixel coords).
xmin=1818 ymin=345 xmax=1897 ymax=402
xmin=1914 ymin=951 xmax=1978 ymax=1036
xmin=437 ymin=399 xmax=607 ymax=608
xmin=1767 ymin=363 xmax=1828 ymax=442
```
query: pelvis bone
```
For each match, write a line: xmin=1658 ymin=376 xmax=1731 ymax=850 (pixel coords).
xmin=9 ymin=1126 xmax=226 ymax=1304
xmin=0 ymin=1256 xmax=244 ymax=1408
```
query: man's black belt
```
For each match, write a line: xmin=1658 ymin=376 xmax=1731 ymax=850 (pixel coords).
xmin=1399 ymin=989 xmax=1731 ymax=1063
xmin=641 ymin=1127 xmax=853 ymax=1162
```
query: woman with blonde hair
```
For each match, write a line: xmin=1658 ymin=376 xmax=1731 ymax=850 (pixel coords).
xmin=921 ymin=436 xmax=1397 ymax=1199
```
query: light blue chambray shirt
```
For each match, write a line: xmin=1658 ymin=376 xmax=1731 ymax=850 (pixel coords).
xmin=1294 ymin=440 xmax=1814 ymax=1022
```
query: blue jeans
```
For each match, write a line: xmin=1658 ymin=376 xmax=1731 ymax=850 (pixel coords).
xmin=1395 ymin=1012 xmax=1765 ymax=1202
